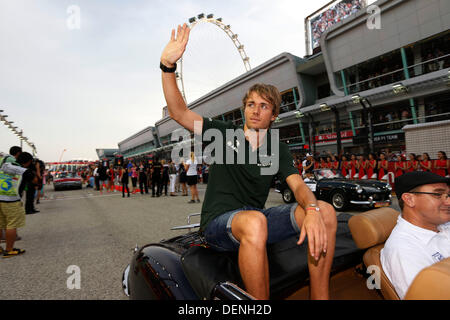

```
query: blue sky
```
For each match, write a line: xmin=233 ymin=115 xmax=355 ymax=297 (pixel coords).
xmin=0 ymin=0 xmax=340 ymax=161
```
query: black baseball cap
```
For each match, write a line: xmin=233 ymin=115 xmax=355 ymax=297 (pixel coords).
xmin=395 ymin=171 xmax=450 ymax=199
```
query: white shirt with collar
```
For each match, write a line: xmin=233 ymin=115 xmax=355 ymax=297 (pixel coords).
xmin=380 ymin=216 xmax=450 ymax=299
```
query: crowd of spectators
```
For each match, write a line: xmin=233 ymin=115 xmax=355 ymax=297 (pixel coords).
xmin=293 ymin=150 xmax=450 ymax=182
xmin=77 ymin=154 xmax=210 ymax=203
xmin=310 ymin=0 xmax=363 ymax=50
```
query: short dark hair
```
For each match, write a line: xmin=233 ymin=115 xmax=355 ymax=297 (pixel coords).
xmin=17 ymin=152 xmax=33 ymax=165
xmin=9 ymin=146 xmax=22 ymax=157
xmin=398 ymin=186 xmax=421 ymax=210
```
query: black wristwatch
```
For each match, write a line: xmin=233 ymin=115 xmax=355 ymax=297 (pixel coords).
xmin=160 ymin=62 xmax=177 ymax=73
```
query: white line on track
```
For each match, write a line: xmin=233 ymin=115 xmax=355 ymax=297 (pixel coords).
xmin=43 ymin=193 xmax=123 ymax=202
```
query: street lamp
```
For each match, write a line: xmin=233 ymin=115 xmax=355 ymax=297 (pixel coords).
xmin=320 ymin=103 xmax=331 ymax=112
xmin=392 ymin=83 xmax=408 ymax=94
xmin=354 ymin=95 xmax=374 ymax=153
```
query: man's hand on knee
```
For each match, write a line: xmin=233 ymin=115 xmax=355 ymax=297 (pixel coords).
xmin=297 ymin=204 xmax=328 ymax=261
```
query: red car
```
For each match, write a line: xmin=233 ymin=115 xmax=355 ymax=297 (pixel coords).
xmin=53 ymin=172 xmax=82 ymax=191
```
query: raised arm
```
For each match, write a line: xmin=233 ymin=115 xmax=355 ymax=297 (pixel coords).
xmin=160 ymin=24 xmax=203 ymax=134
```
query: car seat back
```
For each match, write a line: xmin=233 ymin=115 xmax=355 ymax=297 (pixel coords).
xmin=348 ymin=207 xmax=400 ymax=300
xmin=404 ymin=257 xmax=450 ymax=300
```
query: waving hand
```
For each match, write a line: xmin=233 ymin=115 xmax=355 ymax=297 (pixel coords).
xmin=161 ymin=23 xmax=191 ymax=68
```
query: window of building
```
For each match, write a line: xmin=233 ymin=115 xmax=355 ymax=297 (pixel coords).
xmin=317 ymin=82 xmax=331 ymax=99
xmin=278 ymin=124 xmax=302 ymax=144
xmin=424 ymin=92 xmax=450 ymax=123
xmin=280 ymin=88 xmax=300 ymax=114
xmin=406 ymin=31 xmax=450 ymax=78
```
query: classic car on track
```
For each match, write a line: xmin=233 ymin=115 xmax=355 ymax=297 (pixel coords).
xmin=53 ymin=172 xmax=82 ymax=191
xmin=275 ymin=169 xmax=392 ymax=211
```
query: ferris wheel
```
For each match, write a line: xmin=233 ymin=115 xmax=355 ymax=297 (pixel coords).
xmin=176 ymin=13 xmax=252 ymax=103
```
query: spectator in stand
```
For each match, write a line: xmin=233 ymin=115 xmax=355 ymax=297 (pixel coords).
xmin=378 ymin=153 xmax=389 ymax=181
xmin=357 ymin=155 xmax=368 ymax=179
xmin=179 ymin=159 xmax=188 ymax=196
xmin=185 ymin=152 xmax=200 ymax=203
xmin=367 ymin=153 xmax=377 ymax=180
xmin=407 ymin=154 xmax=419 ymax=172
xmin=120 ymin=166 xmax=130 ymax=198
xmin=420 ymin=153 xmax=432 ymax=172
xmin=138 ymin=161 xmax=149 ymax=195
xmin=434 ymin=151 xmax=449 ymax=177
xmin=395 ymin=154 xmax=407 ymax=178
xmin=350 ymin=154 xmax=358 ymax=179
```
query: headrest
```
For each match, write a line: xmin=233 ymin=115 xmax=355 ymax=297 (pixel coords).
xmin=348 ymin=207 xmax=400 ymax=249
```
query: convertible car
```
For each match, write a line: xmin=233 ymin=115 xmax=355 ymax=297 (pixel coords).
xmin=275 ymin=169 xmax=392 ymax=211
xmin=122 ymin=208 xmax=450 ymax=300
xmin=53 ymin=172 xmax=82 ymax=191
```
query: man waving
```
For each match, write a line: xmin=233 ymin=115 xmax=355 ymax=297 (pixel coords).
xmin=160 ymin=24 xmax=337 ymax=300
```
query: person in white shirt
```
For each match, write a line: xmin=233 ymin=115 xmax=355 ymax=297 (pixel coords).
xmin=381 ymin=171 xmax=450 ymax=299
xmin=185 ymin=152 xmax=200 ymax=203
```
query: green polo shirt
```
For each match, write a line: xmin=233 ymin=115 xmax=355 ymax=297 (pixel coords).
xmin=199 ymin=117 xmax=299 ymax=231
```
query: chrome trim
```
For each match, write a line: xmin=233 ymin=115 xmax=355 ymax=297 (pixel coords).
xmin=213 ymin=282 xmax=255 ymax=300
xmin=350 ymin=200 xmax=391 ymax=205
xmin=122 ymin=265 xmax=130 ymax=296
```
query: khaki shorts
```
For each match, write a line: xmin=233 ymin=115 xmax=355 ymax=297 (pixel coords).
xmin=0 ymin=201 xmax=26 ymax=229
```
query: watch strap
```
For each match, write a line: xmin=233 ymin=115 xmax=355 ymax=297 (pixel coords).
xmin=160 ymin=62 xmax=177 ymax=73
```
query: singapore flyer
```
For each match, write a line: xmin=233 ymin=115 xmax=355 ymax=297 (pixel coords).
xmin=176 ymin=13 xmax=252 ymax=103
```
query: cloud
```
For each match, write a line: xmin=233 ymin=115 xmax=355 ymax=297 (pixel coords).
xmin=0 ymin=0 xmax=332 ymax=161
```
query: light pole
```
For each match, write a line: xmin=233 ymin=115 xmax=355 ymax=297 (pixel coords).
xmin=1 ymin=110 xmax=37 ymax=155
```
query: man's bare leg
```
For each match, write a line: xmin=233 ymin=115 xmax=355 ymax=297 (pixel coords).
xmin=294 ymin=201 xmax=337 ymax=300
xmin=5 ymin=228 xmax=17 ymax=251
xmin=232 ymin=211 xmax=270 ymax=299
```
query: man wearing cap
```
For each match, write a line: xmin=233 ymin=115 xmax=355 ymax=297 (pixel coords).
xmin=302 ymin=153 xmax=315 ymax=179
xmin=381 ymin=171 xmax=450 ymax=299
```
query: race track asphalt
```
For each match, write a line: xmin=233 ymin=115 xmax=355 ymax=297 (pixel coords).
xmin=0 ymin=183 xmax=399 ymax=300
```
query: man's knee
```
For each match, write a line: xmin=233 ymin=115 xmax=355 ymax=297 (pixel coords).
xmin=232 ymin=211 xmax=268 ymax=247
xmin=318 ymin=201 xmax=337 ymax=232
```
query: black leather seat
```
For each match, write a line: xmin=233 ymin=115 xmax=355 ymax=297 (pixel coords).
xmin=181 ymin=213 xmax=363 ymax=299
